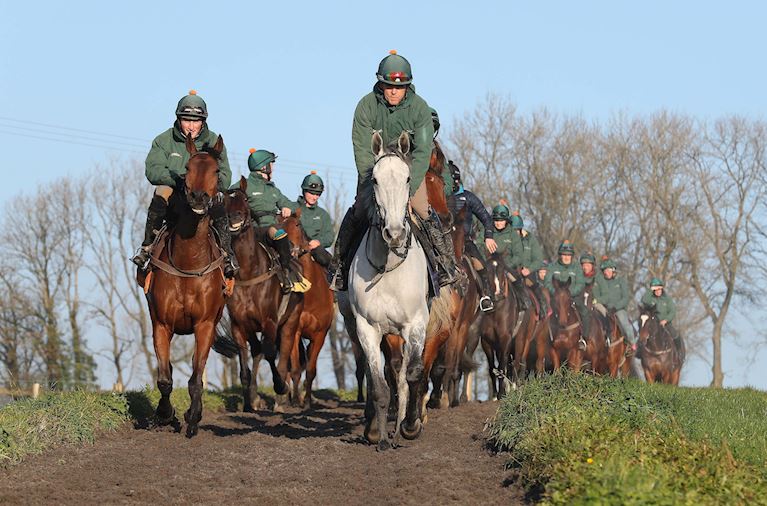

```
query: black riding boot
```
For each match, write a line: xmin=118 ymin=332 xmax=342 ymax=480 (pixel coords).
xmin=131 ymin=195 xmax=167 ymax=269
xmin=274 ymin=236 xmax=295 ymax=294
xmin=578 ymin=304 xmax=591 ymax=351
xmin=330 ymin=206 xmax=364 ymax=291
xmin=423 ymin=210 xmax=457 ymax=287
xmin=476 ymin=268 xmax=494 ymax=312
xmin=210 ymin=202 xmax=239 ymax=279
xmin=512 ymin=278 xmax=529 ymax=310
xmin=532 ymin=281 xmax=548 ymax=317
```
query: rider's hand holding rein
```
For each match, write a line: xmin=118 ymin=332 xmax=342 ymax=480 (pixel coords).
xmin=485 ymin=237 xmax=497 ymax=254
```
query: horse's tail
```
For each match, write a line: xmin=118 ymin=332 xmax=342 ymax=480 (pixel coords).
xmin=426 ymin=287 xmax=456 ymax=338
xmin=212 ymin=333 xmax=241 ymax=358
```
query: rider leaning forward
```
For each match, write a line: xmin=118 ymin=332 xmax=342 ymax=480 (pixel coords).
xmin=132 ymin=90 xmax=238 ymax=279
xmin=330 ymin=50 xmax=457 ymax=291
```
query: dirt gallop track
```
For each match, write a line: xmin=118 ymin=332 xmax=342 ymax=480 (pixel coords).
xmin=0 ymin=396 xmax=523 ymax=505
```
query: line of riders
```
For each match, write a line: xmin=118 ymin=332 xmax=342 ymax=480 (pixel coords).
xmin=130 ymin=50 xmax=683 ymax=359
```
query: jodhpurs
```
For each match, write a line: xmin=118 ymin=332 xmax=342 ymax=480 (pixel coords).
xmin=614 ymin=309 xmax=636 ymax=343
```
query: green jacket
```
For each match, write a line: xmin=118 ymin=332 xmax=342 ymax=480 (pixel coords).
xmin=593 ymin=274 xmax=630 ymax=311
xmin=145 ymin=122 xmax=231 ymax=190
xmin=519 ymin=230 xmax=544 ymax=272
xmin=295 ymin=196 xmax=334 ymax=249
xmin=490 ymin=225 xmax=523 ymax=269
xmin=641 ymin=290 xmax=676 ymax=322
xmin=544 ymin=259 xmax=586 ymax=297
xmin=583 ymin=271 xmax=597 ymax=289
xmin=243 ymin=174 xmax=294 ymax=227
xmin=352 ymin=84 xmax=434 ymax=196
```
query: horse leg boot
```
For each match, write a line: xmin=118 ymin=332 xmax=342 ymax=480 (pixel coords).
xmin=210 ymin=199 xmax=239 ymax=279
xmin=132 ymin=194 xmax=168 ymax=269
xmin=423 ymin=210 xmax=457 ymax=287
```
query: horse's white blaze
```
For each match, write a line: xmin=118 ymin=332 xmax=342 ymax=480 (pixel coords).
xmin=640 ymin=315 xmax=649 ymax=328
xmin=373 ymin=155 xmax=411 ymax=247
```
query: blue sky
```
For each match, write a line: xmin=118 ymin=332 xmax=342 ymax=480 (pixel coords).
xmin=2 ymin=1 xmax=765 ymax=389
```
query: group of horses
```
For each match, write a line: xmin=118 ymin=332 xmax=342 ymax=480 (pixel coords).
xmin=135 ymin=132 xmax=684 ymax=445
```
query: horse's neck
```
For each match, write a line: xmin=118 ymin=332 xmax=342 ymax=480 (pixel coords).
xmin=233 ymin=226 xmax=268 ymax=275
xmin=170 ymin=214 xmax=212 ymax=267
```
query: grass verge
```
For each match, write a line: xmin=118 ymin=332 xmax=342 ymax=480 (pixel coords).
xmin=485 ymin=371 xmax=767 ymax=505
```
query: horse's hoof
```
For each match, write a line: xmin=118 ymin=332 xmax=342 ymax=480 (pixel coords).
xmin=153 ymin=407 xmax=176 ymax=427
xmin=376 ymin=439 xmax=392 ymax=452
xmin=400 ymin=419 xmax=423 ymax=440
xmin=364 ymin=423 xmax=380 ymax=444
xmin=185 ymin=424 xmax=198 ymax=438
xmin=426 ymin=397 xmax=441 ymax=410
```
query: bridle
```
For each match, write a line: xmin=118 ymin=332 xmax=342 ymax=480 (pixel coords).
xmin=183 ymin=152 xmax=220 ymax=216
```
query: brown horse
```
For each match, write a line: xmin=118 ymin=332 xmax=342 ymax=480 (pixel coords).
xmin=137 ymin=134 xmax=227 ymax=437
xmin=479 ymin=254 xmax=522 ymax=399
xmin=638 ymin=306 xmax=684 ymax=384
xmin=217 ymin=178 xmax=303 ymax=412
xmin=281 ymin=212 xmax=334 ymax=409
xmin=579 ymin=286 xmax=608 ymax=374
xmin=511 ymin=283 xmax=551 ymax=379
xmin=600 ymin=310 xmax=632 ymax=377
xmin=549 ymin=278 xmax=583 ymax=371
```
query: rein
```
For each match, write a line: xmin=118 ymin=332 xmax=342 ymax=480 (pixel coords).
xmin=149 ymin=227 xmax=224 ymax=278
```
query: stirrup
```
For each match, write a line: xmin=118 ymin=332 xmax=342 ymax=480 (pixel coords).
xmin=223 ymin=257 xmax=238 ymax=279
xmin=479 ymin=296 xmax=494 ymax=313
xmin=578 ymin=338 xmax=587 ymax=351
xmin=131 ymin=246 xmax=151 ymax=271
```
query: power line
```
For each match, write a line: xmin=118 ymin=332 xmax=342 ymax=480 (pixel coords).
xmin=0 ymin=115 xmax=150 ymax=142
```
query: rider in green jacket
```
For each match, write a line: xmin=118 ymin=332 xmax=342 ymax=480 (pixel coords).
xmin=487 ymin=203 xmax=527 ymax=309
xmin=295 ymin=171 xmax=334 ymax=268
xmin=640 ymin=278 xmax=682 ymax=348
xmin=544 ymin=240 xmax=590 ymax=348
xmin=511 ymin=211 xmax=548 ymax=316
xmin=331 ymin=50 xmax=456 ymax=290
xmin=593 ymin=257 xmax=637 ymax=354
xmin=132 ymin=90 xmax=237 ymax=279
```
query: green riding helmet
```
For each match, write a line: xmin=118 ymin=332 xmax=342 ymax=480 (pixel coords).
xmin=175 ymin=90 xmax=208 ymax=120
xmin=558 ymin=240 xmax=575 ymax=255
xmin=248 ymin=148 xmax=277 ymax=174
xmin=580 ymin=252 xmax=596 ymax=265
xmin=600 ymin=257 xmax=617 ymax=271
xmin=301 ymin=171 xmax=324 ymax=195
xmin=650 ymin=277 xmax=665 ymax=288
xmin=430 ymin=107 xmax=440 ymax=136
xmin=509 ymin=211 xmax=524 ymax=229
xmin=491 ymin=204 xmax=510 ymax=221
xmin=376 ymin=50 xmax=412 ymax=85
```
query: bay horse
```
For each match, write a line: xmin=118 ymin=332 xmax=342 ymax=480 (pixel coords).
xmin=638 ymin=306 xmax=684 ymax=384
xmin=549 ymin=278 xmax=583 ymax=371
xmin=137 ymin=134 xmax=227 ymax=437
xmin=216 ymin=177 xmax=303 ymax=412
xmin=281 ymin=211 xmax=334 ymax=409
xmin=601 ymin=310 xmax=632 ymax=377
xmin=511 ymin=281 xmax=551 ymax=379
xmin=580 ymin=285 xmax=608 ymax=374
xmin=350 ymin=131 xmax=430 ymax=451
xmin=479 ymin=254 xmax=522 ymax=399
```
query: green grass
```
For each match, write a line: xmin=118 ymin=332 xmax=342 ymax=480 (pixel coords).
xmin=485 ymin=371 xmax=767 ymax=505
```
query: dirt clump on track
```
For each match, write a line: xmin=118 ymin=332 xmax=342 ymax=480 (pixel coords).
xmin=0 ymin=395 xmax=523 ymax=505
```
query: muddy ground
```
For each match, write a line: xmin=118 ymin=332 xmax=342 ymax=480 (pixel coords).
xmin=0 ymin=395 xmax=523 ymax=505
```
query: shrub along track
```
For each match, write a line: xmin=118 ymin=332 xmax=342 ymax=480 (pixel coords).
xmin=0 ymin=396 xmax=523 ymax=505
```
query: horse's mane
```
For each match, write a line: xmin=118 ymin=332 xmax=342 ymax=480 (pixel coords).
xmin=430 ymin=139 xmax=447 ymax=176
xmin=360 ymin=142 xmax=413 ymax=222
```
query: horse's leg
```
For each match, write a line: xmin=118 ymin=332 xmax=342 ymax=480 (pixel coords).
xmin=401 ymin=325 xmax=427 ymax=441
xmin=232 ymin=325 xmax=255 ymax=412
xmin=356 ymin=317 xmax=390 ymax=450
xmin=249 ymin=336 xmax=266 ymax=409
xmin=303 ymin=330 xmax=326 ymax=410
xmin=288 ymin=328 xmax=303 ymax=407
xmin=498 ymin=333 xmax=513 ymax=398
xmin=351 ymin=339 xmax=366 ymax=402
xmin=644 ymin=366 xmax=655 ymax=384
xmin=153 ymin=323 xmax=177 ymax=426
xmin=535 ymin=324 xmax=548 ymax=375
xmin=382 ymin=335 xmax=401 ymax=421
xmin=481 ymin=338 xmax=498 ymax=400
xmin=185 ymin=320 xmax=215 ymax=438
xmin=274 ymin=308 xmax=301 ymax=410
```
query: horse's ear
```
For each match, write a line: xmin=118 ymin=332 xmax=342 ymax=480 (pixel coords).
xmin=294 ymin=207 xmax=302 ymax=219
xmin=185 ymin=133 xmax=197 ymax=155
xmin=239 ymin=176 xmax=247 ymax=192
xmin=398 ymin=131 xmax=411 ymax=156
xmin=371 ymin=131 xmax=384 ymax=157
xmin=211 ymin=135 xmax=224 ymax=159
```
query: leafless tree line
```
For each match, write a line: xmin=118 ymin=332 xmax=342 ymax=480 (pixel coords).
xmin=449 ymin=94 xmax=767 ymax=387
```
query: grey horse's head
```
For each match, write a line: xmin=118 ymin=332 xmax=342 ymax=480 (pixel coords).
xmin=370 ymin=131 xmax=412 ymax=249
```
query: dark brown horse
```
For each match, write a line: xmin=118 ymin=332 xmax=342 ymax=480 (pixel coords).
xmin=479 ymin=254 xmax=521 ymax=399
xmin=549 ymin=278 xmax=583 ymax=371
xmin=137 ymin=134 xmax=227 ymax=437
xmin=601 ymin=310 xmax=631 ymax=377
xmin=217 ymin=178 xmax=303 ymax=411
xmin=511 ymin=283 xmax=551 ymax=379
xmin=281 ymin=212 xmax=334 ymax=409
xmin=638 ymin=306 xmax=684 ymax=384
xmin=580 ymin=285 xmax=608 ymax=374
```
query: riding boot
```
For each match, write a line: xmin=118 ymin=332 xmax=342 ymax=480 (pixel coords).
xmin=210 ymin=201 xmax=239 ymax=279
xmin=532 ymin=282 xmax=549 ymax=317
xmin=477 ymin=268 xmax=494 ymax=312
xmin=423 ymin=210 xmax=457 ymax=287
xmin=131 ymin=195 xmax=167 ymax=270
xmin=330 ymin=206 xmax=363 ymax=291
xmin=274 ymin=235 xmax=295 ymax=294
xmin=512 ymin=278 xmax=529 ymax=310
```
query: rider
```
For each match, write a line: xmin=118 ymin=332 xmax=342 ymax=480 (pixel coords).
xmin=330 ymin=50 xmax=456 ymax=291
xmin=447 ymin=161 xmax=497 ymax=312
xmin=486 ymin=202 xmax=528 ymax=309
xmin=592 ymin=257 xmax=638 ymax=355
xmin=510 ymin=211 xmax=548 ymax=316
xmin=580 ymin=252 xmax=597 ymax=293
xmin=640 ymin=278 xmax=682 ymax=349
xmin=132 ymin=90 xmax=238 ymax=278
xmin=243 ymin=148 xmax=301 ymax=293
xmin=537 ymin=259 xmax=549 ymax=284
xmin=544 ymin=240 xmax=589 ymax=350
xmin=295 ymin=171 xmax=334 ymax=268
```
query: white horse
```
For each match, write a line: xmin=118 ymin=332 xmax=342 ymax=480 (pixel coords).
xmin=349 ymin=131 xmax=430 ymax=451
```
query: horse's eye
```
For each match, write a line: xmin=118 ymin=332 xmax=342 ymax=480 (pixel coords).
xmin=406 ymin=176 xmax=410 ymax=183
xmin=372 ymin=178 xmax=378 ymax=186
